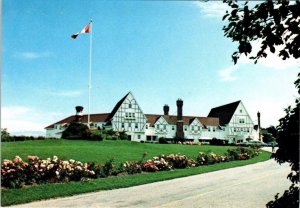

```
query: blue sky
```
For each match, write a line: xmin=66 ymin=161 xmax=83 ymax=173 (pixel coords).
xmin=2 ymin=1 xmax=299 ymax=135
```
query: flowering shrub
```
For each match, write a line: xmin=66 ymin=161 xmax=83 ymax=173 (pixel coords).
xmin=163 ymin=154 xmax=196 ymax=169
xmin=142 ymin=160 xmax=160 ymax=172
xmin=142 ymin=156 xmax=173 ymax=172
xmin=226 ymin=147 xmax=260 ymax=160
xmin=1 ymin=147 xmax=261 ymax=189
xmin=123 ymin=161 xmax=143 ymax=175
xmin=196 ymin=152 xmax=229 ymax=165
xmin=1 ymin=156 xmax=99 ymax=188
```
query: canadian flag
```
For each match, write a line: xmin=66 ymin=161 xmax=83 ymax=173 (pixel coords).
xmin=71 ymin=22 xmax=91 ymax=39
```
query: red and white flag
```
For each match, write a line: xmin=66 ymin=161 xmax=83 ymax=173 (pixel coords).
xmin=71 ymin=22 xmax=91 ymax=39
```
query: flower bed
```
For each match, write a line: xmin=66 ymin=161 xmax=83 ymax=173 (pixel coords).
xmin=1 ymin=147 xmax=260 ymax=189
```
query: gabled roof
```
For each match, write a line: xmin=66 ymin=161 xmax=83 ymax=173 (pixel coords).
xmin=105 ymin=92 xmax=130 ymax=122
xmin=208 ymin=100 xmax=241 ymax=126
xmin=145 ymin=114 xmax=219 ymax=127
xmin=45 ymin=113 xmax=109 ymax=129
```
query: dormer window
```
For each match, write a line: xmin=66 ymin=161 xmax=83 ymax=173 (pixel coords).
xmin=129 ymin=104 xmax=132 ymax=108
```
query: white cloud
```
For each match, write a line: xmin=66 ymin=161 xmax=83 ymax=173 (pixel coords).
xmin=239 ymin=41 xmax=300 ymax=70
xmin=1 ymin=106 xmax=63 ymax=134
xmin=14 ymin=51 xmax=50 ymax=60
xmin=49 ymin=90 xmax=83 ymax=97
xmin=193 ymin=1 xmax=230 ymax=19
xmin=218 ymin=65 xmax=238 ymax=81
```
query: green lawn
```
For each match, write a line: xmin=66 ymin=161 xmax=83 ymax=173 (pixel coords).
xmin=1 ymin=139 xmax=236 ymax=164
xmin=1 ymin=140 xmax=272 ymax=206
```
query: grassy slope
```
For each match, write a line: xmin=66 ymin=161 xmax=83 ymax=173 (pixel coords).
xmin=1 ymin=140 xmax=235 ymax=164
xmin=1 ymin=140 xmax=272 ymax=206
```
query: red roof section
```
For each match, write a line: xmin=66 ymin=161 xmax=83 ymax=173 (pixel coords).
xmin=45 ymin=113 xmax=109 ymax=129
xmin=145 ymin=114 xmax=219 ymax=127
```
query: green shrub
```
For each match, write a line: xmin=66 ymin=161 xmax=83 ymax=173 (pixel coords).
xmin=62 ymin=122 xmax=91 ymax=140
xmin=158 ymin=137 xmax=168 ymax=144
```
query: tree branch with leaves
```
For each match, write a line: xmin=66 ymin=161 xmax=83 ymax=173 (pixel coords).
xmin=222 ymin=0 xmax=300 ymax=64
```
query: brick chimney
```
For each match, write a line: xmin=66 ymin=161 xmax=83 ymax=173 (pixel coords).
xmin=163 ymin=105 xmax=169 ymax=115
xmin=74 ymin=106 xmax=84 ymax=122
xmin=176 ymin=99 xmax=184 ymax=141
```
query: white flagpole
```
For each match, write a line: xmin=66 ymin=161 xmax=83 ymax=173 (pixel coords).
xmin=88 ymin=20 xmax=93 ymax=128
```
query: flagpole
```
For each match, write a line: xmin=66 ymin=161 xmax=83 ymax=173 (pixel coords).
xmin=88 ymin=20 xmax=93 ymax=128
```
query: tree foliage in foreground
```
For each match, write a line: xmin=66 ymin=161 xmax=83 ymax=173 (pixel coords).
xmin=221 ymin=1 xmax=299 ymax=207
xmin=222 ymin=0 xmax=300 ymax=64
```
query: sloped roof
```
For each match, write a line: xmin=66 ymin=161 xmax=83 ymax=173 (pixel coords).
xmin=105 ymin=92 xmax=130 ymax=122
xmin=45 ymin=113 xmax=109 ymax=129
xmin=145 ymin=114 xmax=219 ymax=127
xmin=208 ymin=100 xmax=241 ymax=126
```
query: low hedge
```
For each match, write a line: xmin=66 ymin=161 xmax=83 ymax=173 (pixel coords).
xmin=1 ymin=147 xmax=261 ymax=189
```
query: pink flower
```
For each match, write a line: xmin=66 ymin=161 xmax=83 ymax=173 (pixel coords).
xmin=2 ymin=159 xmax=12 ymax=166
xmin=27 ymin=155 xmax=39 ymax=161
xmin=13 ymin=156 xmax=22 ymax=163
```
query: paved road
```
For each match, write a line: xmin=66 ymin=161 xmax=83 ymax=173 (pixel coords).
xmin=10 ymin=157 xmax=291 ymax=208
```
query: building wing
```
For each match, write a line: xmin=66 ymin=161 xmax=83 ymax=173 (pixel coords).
xmin=208 ymin=101 xmax=241 ymax=126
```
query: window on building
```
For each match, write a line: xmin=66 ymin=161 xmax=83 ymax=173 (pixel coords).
xmin=153 ymin=136 xmax=157 ymax=141
xmin=138 ymin=135 xmax=141 ymax=139
xmin=208 ymin=127 xmax=211 ymax=132
xmin=121 ymin=123 xmax=124 ymax=128
xmin=172 ymin=126 xmax=175 ymax=130
xmin=234 ymin=128 xmax=236 ymax=132
xmin=240 ymin=109 xmax=243 ymax=113
xmin=145 ymin=125 xmax=148 ymax=129
xmin=135 ymin=123 xmax=138 ymax=128
xmin=164 ymin=125 xmax=166 ymax=130
xmin=213 ymin=127 xmax=216 ymax=132
xmin=184 ymin=127 xmax=187 ymax=131
xmin=192 ymin=126 xmax=194 ymax=131
xmin=125 ymin=112 xmax=128 ymax=117
xmin=129 ymin=103 xmax=132 ymax=108
xmin=239 ymin=118 xmax=245 ymax=123
xmin=146 ymin=136 xmax=151 ymax=141
xmin=132 ymin=113 xmax=135 ymax=118
xmin=129 ymin=123 xmax=132 ymax=128
xmin=129 ymin=113 xmax=132 ymax=117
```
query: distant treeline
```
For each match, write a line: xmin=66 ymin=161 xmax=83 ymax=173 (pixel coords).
xmin=1 ymin=136 xmax=57 ymax=142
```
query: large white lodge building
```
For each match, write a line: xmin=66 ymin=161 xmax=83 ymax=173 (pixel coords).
xmin=45 ymin=92 xmax=260 ymax=143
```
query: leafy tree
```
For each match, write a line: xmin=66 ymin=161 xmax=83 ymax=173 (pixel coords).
xmin=222 ymin=0 xmax=300 ymax=64
xmin=221 ymin=1 xmax=299 ymax=206
xmin=1 ymin=128 xmax=10 ymax=141
xmin=261 ymin=132 xmax=275 ymax=144
xmin=266 ymin=73 xmax=299 ymax=207
xmin=266 ymin=126 xmax=278 ymax=140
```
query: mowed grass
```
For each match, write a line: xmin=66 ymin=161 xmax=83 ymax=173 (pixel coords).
xmin=2 ymin=139 xmax=236 ymax=163
xmin=1 ymin=140 xmax=272 ymax=206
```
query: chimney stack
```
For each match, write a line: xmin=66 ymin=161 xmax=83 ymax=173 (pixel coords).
xmin=75 ymin=106 xmax=84 ymax=122
xmin=176 ymin=99 xmax=184 ymax=142
xmin=163 ymin=105 xmax=169 ymax=115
